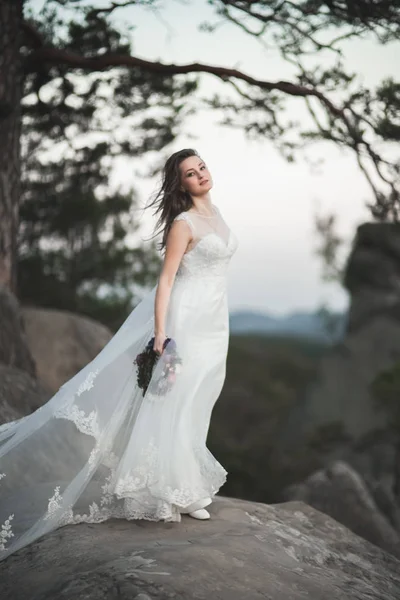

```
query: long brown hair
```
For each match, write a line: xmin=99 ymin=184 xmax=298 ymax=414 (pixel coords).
xmin=145 ymin=148 xmax=201 ymax=253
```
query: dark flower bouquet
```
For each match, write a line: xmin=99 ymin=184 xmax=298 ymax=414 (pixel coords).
xmin=133 ymin=336 xmax=182 ymax=397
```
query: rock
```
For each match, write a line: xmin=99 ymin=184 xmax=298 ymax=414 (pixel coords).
xmin=344 ymin=223 xmax=400 ymax=333
xmin=21 ymin=305 xmax=113 ymax=394
xmin=283 ymin=460 xmax=400 ymax=559
xmin=0 ymin=496 xmax=399 ymax=599
xmin=0 ymin=284 xmax=36 ymax=377
xmin=0 ymin=363 xmax=49 ymax=424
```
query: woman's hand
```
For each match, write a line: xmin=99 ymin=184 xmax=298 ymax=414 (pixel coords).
xmin=153 ymin=331 xmax=167 ymax=356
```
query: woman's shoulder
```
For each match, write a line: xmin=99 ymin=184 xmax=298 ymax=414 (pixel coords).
xmin=173 ymin=211 xmax=189 ymax=222
xmin=173 ymin=211 xmax=195 ymax=234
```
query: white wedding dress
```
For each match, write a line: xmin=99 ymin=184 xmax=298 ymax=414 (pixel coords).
xmin=0 ymin=203 xmax=239 ymax=560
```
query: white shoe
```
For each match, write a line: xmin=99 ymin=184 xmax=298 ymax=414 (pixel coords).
xmin=180 ymin=496 xmax=212 ymax=514
xmin=188 ymin=508 xmax=210 ymax=520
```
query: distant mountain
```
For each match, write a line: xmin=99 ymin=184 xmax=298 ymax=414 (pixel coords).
xmin=229 ymin=309 xmax=347 ymax=342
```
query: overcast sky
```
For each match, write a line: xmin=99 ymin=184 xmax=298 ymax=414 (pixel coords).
xmin=31 ymin=0 xmax=398 ymax=316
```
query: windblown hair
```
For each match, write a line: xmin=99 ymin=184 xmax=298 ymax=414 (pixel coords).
xmin=145 ymin=148 xmax=201 ymax=253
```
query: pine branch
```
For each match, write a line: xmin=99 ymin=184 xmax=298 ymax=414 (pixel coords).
xmin=25 ymin=46 xmax=345 ymax=120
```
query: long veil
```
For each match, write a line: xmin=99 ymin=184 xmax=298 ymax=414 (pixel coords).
xmin=0 ymin=282 xmax=167 ymax=560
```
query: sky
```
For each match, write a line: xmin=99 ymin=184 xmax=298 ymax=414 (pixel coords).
xmin=30 ymin=0 xmax=398 ymax=316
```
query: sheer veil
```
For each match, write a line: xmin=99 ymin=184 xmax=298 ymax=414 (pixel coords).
xmin=0 ymin=282 xmax=161 ymax=560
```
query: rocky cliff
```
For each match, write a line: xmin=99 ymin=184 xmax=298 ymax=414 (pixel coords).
xmin=1 ymin=496 xmax=400 ymax=600
xmin=274 ymin=223 xmax=400 ymax=555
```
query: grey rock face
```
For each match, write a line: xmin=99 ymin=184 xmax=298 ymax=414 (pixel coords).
xmin=344 ymin=223 xmax=400 ymax=333
xmin=284 ymin=460 xmax=400 ymax=559
xmin=0 ymin=284 xmax=36 ymax=376
xmin=0 ymin=285 xmax=50 ymax=426
xmin=1 ymin=497 xmax=400 ymax=600
xmin=21 ymin=305 xmax=113 ymax=394
xmin=0 ymin=363 xmax=49 ymax=424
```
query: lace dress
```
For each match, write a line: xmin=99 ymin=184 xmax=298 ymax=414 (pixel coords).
xmin=0 ymin=203 xmax=239 ymax=561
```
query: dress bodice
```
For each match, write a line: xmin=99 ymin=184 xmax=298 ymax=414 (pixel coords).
xmin=173 ymin=204 xmax=239 ymax=281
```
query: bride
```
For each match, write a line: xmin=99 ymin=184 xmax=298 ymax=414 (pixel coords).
xmin=0 ymin=148 xmax=239 ymax=561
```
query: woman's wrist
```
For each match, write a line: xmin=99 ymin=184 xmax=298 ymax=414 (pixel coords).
xmin=155 ymin=329 xmax=165 ymax=336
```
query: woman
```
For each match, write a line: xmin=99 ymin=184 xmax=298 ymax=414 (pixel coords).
xmin=0 ymin=148 xmax=239 ymax=561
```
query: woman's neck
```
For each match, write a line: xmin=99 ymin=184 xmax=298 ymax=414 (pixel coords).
xmin=190 ymin=194 xmax=213 ymax=215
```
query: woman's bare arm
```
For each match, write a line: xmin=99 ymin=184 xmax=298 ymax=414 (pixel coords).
xmin=153 ymin=220 xmax=192 ymax=353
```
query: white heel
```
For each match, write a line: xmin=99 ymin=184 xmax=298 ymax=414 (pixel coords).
xmin=180 ymin=496 xmax=212 ymax=514
xmin=188 ymin=508 xmax=210 ymax=520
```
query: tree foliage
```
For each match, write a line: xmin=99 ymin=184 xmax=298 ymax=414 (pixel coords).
xmin=203 ymin=0 xmax=400 ymax=220
xmin=21 ymin=0 xmax=400 ymax=222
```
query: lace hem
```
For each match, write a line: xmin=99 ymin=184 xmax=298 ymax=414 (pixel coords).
xmin=111 ymin=436 xmax=227 ymax=510
xmin=39 ymin=442 xmax=227 ymax=530
xmin=53 ymin=370 xmax=101 ymax=439
xmin=56 ymin=470 xmax=227 ymax=527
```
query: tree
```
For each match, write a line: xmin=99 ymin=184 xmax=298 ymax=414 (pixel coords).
xmin=1 ymin=0 xmax=399 ymax=294
xmin=0 ymin=0 xmax=24 ymax=293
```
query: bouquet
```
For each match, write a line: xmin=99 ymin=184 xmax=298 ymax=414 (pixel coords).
xmin=133 ymin=336 xmax=182 ymax=397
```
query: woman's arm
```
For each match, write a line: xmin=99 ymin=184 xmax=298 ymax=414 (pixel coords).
xmin=153 ymin=219 xmax=192 ymax=354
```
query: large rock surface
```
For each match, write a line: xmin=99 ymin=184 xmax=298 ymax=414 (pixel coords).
xmin=0 ymin=285 xmax=49 ymax=426
xmin=0 ymin=363 xmax=48 ymax=424
xmin=1 ymin=496 xmax=400 ymax=600
xmin=21 ymin=305 xmax=113 ymax=394
xmin=344 ymin=223 xmax=400 ymax=332
xmin=284 ymin=460 xmax=400 ymax=559
xmin=0 ymin=284 xmax=36 ymax=376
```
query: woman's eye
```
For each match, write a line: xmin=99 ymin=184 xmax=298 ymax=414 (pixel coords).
xmin=186 ymin=165 xmax=206 ymax=177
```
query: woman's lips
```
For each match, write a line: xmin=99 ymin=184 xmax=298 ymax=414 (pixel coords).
xmin=200 ymin=180 xmax=209 ymax=185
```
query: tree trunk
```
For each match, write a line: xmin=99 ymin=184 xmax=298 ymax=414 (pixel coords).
xmin=0 ymin=0 xmax=23 ymax=293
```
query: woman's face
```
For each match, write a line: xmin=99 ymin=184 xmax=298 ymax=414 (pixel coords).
xmin=179 ymin=156 xmax=213 ymax=196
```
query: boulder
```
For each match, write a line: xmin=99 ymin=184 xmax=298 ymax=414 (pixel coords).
xmin=344 ymin=223 xmax=400 ymax=333
xmin=1 ymin=496 xmax=399 ymax=600
xmin=0 ymin=285 xmax=49 ymax=426
xmin=0 ymin=284 xmax=36 ymax=376
xmin=283 ymin=460 xmax=400 ymax=559
xmin=20 ymin=305 xmax=113 ymax=394
xmin=0 ymin=363 xmax=49 ymax=424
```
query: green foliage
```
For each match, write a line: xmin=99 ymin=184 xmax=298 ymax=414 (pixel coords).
xmin=370 ymin=362 xmax=400 ymax=432
xmin=306 ymin=421 xmax=351 ymax=453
